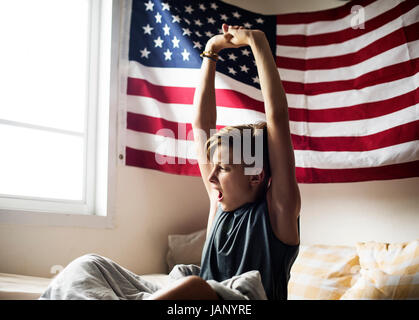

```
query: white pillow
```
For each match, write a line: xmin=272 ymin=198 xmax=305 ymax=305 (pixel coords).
xmin=166 ymin=228 xmax=206 ymax=272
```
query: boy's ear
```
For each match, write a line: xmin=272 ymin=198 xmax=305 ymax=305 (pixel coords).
xmin=249 ymin=169 xmax=265 ymax=186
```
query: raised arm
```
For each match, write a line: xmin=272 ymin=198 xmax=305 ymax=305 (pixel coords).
xmin=192 ymin=32 xmax=238 ymax=237
xmin=223 ymin=25 xmax=301 ymax=245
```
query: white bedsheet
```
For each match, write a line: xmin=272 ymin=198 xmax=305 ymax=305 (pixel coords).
xmin=0 ymin=272 xmax=171 ymax=300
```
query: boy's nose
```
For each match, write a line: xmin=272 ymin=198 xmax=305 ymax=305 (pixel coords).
xmin=208 ymin=167 xmax=218 ymax=184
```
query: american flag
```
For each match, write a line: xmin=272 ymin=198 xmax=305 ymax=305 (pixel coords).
xmin=119 ymin=0 xmax=419 ymax=183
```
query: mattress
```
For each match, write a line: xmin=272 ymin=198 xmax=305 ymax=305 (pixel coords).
xmin=0 ymin=272 xmax=171 ymax=300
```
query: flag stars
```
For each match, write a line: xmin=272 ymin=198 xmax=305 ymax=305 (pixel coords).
xmin=181 ymin=49 xmax=190 ymax=61
xmin=142 ymin=24 xmax=153 ymax=35
xmin=185 ymin=5 xmax=193 ymax=14
xmin=205 ymin=31 xmax=214 ymax=37
xmin=163 ymin=48 xmax=172 ymax=60
xmin=193 ymin=41 xmax=202 ymax=49
xmin=256 ymin=17 xmax=264 ymax=24
xmin=140 ymin=47 xmax=150 ymax=58
xmin=207 ymin=17 xmax=216 ymax=24
xmin=184 ymin=18 xmax=191 ymax=25
xmin=171 ymin=36 xmax=180 ymax=48
xmin=232 ymin=11 xmax=241 ymax=19
xmin=162 ymin=24 xmax=170 ymax=35
xmin=220 ymin=14 xmax=228 ymax=21
xmin=252 ymin=76 xmax=260 ymax=83
xmin=154 ymin=12 xmax=162 ymax=23
xmin=199 ymin=4 xmax=207 ymax=11
xmin=241 ymin=48 xmax=251 ymax=56
xmin=243 ymin=22 xmax=252 ymax=28
xmin=210 ymin=3 xmax=218 ymax=10
xmin=228 ymin=53 xmax=237 ymax=61
xmin=172 ymin=15 xmax=181 ymax=23
xmin=144 ymin=0 xmax=154 ymax=11
xmin=161 ymin=2 xmax=170 ymax=11
xmin=240 ymin=65 xmax=249 ymax=73
xmin=182 ymin=28 xmax=192 ymax=36
xmin=194 ymin=19 xmax=203 ymax=27
xmin=195 ymin=31 xmax=203 ymax=37
xmin=154 ymin=36 xmax=164 ymax=48
xmin=228 ymin=67 xmax=237 ymax=75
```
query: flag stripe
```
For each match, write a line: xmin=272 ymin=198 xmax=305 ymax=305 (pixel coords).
xmin=125 ymin=129 xmax=419 ymax=169
xmin=128 ymin=61 xmax=418 ymax=110
xmin=128 ymin=61 xmax=419 ymax=110
xmin=294 ymin=160 xmax=419 ymax=183
xmin=290 ymin=88 xmax=419 ymax=122
xmin=276 ymin=22 xmax=419 ymax=70
xmin=276 ymin=0 xmax=399 ymax=36
xmin=127 ymin=112 xmax=419 ymax=152
xmin=126 ymin=95 xmax=419 ymax=137
xmin=275 ymin=0 xmax=377 ymax=24
xmin=126 ymin=77 xmax=419 ymax=127
xmin=276 ymin=0 xmax=418 ymax=46
xmin=277 ymin=8 xmax=419 ymax=60
xmin=125 ymin=147 xmax=419 ymax=182
xmin=282 ymin=57 xmax=419 ymax=95
xmin=127 ymin=76 xmax=265 ymax=112
xmin=278 ymin=39 xmax=419 ymax=83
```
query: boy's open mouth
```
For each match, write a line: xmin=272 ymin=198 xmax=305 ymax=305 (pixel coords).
xmin=218 ymin=191 xmax=223 ymax=201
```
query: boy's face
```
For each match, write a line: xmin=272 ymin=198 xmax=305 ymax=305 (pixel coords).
xmin=208 ymin=146 xmax=253 ymax=212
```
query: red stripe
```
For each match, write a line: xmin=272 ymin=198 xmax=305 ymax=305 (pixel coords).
xmin=127 ymin=77 xmax=264 ymax=112
xmin=295 ymin=160 xmax=419 ymax=183
xmin=276 ymin=22 xmax=419 ymax=70
xmin=282 ymin=58 xmax=419 ymax=95
xmin=125 ymin=147 xmax=201 ymax=176
xmin=127 ymin=113 xmax=419 ymax=152
xmin=127 ymin=112 xmax=224 ymax=139
xmin=127 ymin=80 xmax=418 ymax=122
xmin=291 ymin=120 xmax=419 ymax=151
xmin=125 ymin=147 xmax=419 ymax=183
xmin=289 ymin=88 xmax=419 ymax=122
xmin=129 ymin=78 xmax=419 ymax=122
xmin=276 ymin=0 xmax=418 ymax=46
xmin=276 ymin=0 xmax=377 ymax=25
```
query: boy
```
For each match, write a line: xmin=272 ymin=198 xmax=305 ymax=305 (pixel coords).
xmin=148 ymin=24 xmax=300 ymax=300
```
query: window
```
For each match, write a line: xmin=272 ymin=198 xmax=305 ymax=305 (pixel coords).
xmin=0 ymin=0 xmax=117 ymax=227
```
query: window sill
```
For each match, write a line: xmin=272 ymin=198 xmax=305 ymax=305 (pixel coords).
xmin=0 ymin=209 xmax=115 ymax=229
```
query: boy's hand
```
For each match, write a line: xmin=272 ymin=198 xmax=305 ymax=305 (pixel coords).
xmin=205 ymin=24 xmax=264 ymax=53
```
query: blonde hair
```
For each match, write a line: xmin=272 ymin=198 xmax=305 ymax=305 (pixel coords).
xmin=205 ymin=121 xmax=271 ymax=198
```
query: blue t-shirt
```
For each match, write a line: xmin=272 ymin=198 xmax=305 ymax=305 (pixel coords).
xmin=199 ymin=195 xmax=299 ymax=300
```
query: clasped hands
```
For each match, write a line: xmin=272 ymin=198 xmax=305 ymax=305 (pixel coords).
xmin=205 ymin=23 xmax=264 ymax=54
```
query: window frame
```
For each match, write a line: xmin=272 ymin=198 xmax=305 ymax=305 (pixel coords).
xmin=0 ymin=0 xmax=119 ymax=228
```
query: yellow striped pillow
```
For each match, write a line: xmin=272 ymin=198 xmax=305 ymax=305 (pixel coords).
xmin=288 ymin=245 xmax=360 ymax=300
xmin=340 ymin=240 xmax=419 ymax=300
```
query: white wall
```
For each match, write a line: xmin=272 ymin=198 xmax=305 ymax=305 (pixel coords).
xmin=1 ymin=0 xmax=418 ymax=279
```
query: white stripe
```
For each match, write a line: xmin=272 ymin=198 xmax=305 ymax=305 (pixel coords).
xmin=126 ymin=95 xmax=266 ymax=127
xmin=127 ymin=92 xmax=419 ymax=138
xmin=126 ymin=130 xmax=419 ymax=169
xmin=129 ymin=61 xmax=419 ymax=110
xmin=278 ymin=40 xmax=419 ymax=83
xmin=276 ymin=6 xmax=419 ymax=59
xmin=290 ymin=104 xmax=419 ymax=137
xmin=128 ymin=61 xmax=263 ymax=101
xmin=276 ymin=0 xmax=400 ymax=36
xmin=287 ymin=72 xmax=419 ymax=109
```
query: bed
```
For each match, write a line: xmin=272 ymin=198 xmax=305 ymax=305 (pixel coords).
xmin=1 ymin=229 xmax=418 ymax=300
